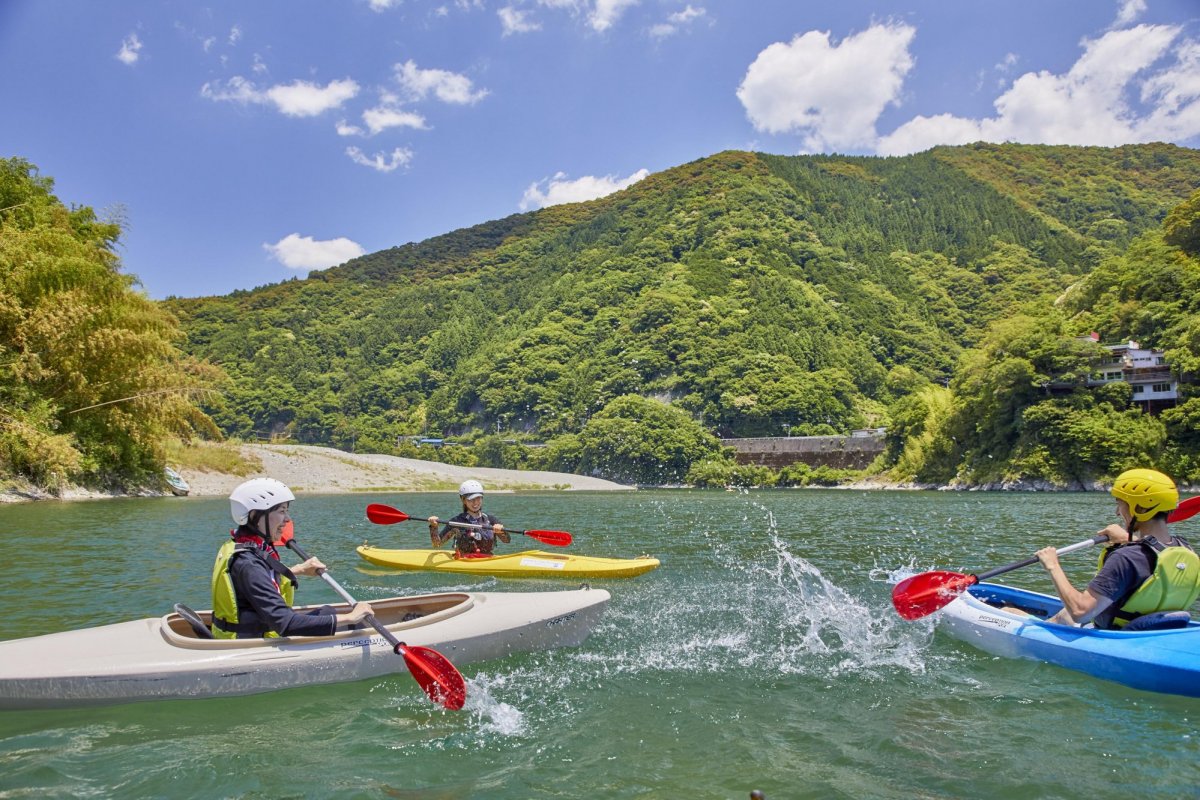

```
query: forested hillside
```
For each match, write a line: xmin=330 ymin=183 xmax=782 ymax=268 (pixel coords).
xmin=164 ymin=143 xmax=1200 ymax=487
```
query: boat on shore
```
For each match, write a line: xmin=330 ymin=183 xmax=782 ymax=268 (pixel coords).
xmin=0 ymin=587 xmax=609 ymax=709
xmin=938 ymin=582 xmax=1200 ymax=697
xmin=357 ymin=546 xmax=660 ymax=579
xmin=163 ymin=467 xmax=190 ymax=496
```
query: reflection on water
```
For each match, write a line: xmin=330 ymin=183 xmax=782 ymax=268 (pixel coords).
xmin=1 ymin=489 xmax=1198 ymax=798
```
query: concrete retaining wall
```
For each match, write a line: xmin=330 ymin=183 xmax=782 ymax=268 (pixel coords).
xmin=721 ymin=435 xmax=885 ymax=470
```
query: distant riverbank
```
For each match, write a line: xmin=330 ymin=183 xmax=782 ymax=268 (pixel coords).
xmin=0 ymin=444 xmax=633 ymax=503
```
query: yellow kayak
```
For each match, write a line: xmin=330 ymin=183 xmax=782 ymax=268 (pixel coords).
xmin=356 ymin=546 xmax=660 ymax=579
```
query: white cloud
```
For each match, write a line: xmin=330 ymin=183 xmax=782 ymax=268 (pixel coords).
xmin=229 ymin=25 xmax=242 ymax=45
xmin=650 ymin=5 xmax=706 ymax=39
xmin=116 ymin=33 xmax=142 ymax=66
xmin=877 ymin=23 xmax=1199 ymax=155
xmin=394 ymin=60 xmax=488 ymax=104
xmin=520 ymin=168 xmax=649 ymax=210
xmin=369 ymin=0 xmax=401 ymax=11
xmin=201 ymin=77 xmax=360 ymax=117
xmin=361 ymin=106 xmax=429 ymax=134
xmin=499 ymin=6 xmax=541 ymax=36
xmin=590 ymin=0 xmax=639 ymax=32
xmin=266 ymin=78 xmax=360 ymax=116
xmin=264 ymin=233 xmax=365 ymax=271
xmin=737 ymin=22 xmax=916 ymax=152
xmin=1115 ymin=0 xmax=1146 ymax=27
xmin=201 ymin=76 xmax=262 ymax=105
xmin=346 ymin=146 xmax=415 ymax=172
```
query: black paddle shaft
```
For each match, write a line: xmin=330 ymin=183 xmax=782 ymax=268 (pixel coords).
xmin=974 ymin=534 xmax=1108 ymax=582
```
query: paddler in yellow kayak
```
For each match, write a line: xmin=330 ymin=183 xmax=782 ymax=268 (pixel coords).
xmin=428 ymin=480 xmax=510 ymax=557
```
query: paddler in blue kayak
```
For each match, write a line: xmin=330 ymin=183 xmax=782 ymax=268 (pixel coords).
xmin=1037 ymin=468 xmax=1200 ymax=629
xmin=428 ymin=479 xmax=510 ymax=556
xmin=211 ymin=478 xmax=374 ymax=638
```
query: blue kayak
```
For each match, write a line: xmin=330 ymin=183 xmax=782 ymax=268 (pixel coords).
xmin=938 ymin=582 xmax=1200 ymax=698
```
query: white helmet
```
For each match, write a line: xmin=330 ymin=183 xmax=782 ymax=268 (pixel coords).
xmin=229 ymin=478 xmax=295 ymax=525
xmin=458 ymin=479 xmax=484 ymax=499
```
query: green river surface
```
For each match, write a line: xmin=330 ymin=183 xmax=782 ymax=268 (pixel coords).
xmin=1 ymin=489 xmax=1198 ymax=799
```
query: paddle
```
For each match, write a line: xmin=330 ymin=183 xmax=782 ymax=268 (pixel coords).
xmin=277 ymin=522 xmax=466 ymax=710
xmin=365 ymin=503 xmax=574 ymax=547
xmin=892 ymin=494 xmax=1200 ymax=621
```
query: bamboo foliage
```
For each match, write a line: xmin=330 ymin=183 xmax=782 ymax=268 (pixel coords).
xmin=0 ymin=158 xmax=219 ymax=487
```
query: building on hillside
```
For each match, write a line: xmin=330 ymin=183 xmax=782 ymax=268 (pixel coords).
xmin=1083 ymin=333 xmax=1178 ymax=413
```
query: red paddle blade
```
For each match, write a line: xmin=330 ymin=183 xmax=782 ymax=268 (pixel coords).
xmin=274 ymin=520 xmax=295 ymax=546
xmin=366 ymin=504 xmax=410 ymax=525
xmin=398 ymin=644 xmax=466 ymax=710
xmin=524 ymin=529 xmax=573 ymax=547
xmin=891 ymin=571 xmax=978 ymax=620
xmin=1168 ymin=495 xmax=1200 ymax=524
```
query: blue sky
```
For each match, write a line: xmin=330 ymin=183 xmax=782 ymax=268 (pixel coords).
xmin=2 ymin=1 xmax=1199 ymax=300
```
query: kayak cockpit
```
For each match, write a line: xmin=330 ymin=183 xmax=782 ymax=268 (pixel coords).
xmin=159 ymin=593 xmax=474 ymax=648
xmin=967 ymin=583 xmax=1061 ymax=619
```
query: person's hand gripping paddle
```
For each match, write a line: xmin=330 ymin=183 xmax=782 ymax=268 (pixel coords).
xmin=278 ymin=521 xmax=466 ymax=709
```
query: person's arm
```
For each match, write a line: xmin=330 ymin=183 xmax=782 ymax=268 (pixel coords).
xmin=1037 ymin=545 xmax=1102 ymax=621
xmin=232 ymin=557 xmax=336 ymax=637
xmin=490 ymin=516 xmax=509 ymax=543
xmin=428 ymin=516 xmax=454 ymax=547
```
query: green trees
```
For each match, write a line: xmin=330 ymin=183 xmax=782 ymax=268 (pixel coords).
xmin=0 ymin=158 xmax=218 ymax=488
xmin=572 ymin=395 xmax=723 ymax=485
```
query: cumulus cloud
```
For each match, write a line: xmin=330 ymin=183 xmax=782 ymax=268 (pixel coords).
xmin=264 ymin=234 xmax=365 ymax=271
xmin=1115 ymin=0 xmax=1146 ymax=27
xmin=346 ymin=146 xmax=415 ymax=172
xmin=650 ymin=5 xmax=706 ymax=39
xmin=520 ymin=168 xmax=649 ymax=210
xmin=361 ymin=106 xmax=429 ymax=134
xmin=266 ymin=78 xmax=360 ymax=116
xmin=394 ymin=60 xmax=488 ymax=104
xmin=201 ymin=76 xmax=360 ymax=117
xmin=116 ymin=33 xmax=142 ymax=65
xmin=736 ymin=22 xmax=916 ymax=152
xmin=590 ymin=0 xmax=639 ymax=32
xmin=877 ymin=23 xmax=1200 ymax=155
xmin=499 ymin=6 xmax=541 ymax=35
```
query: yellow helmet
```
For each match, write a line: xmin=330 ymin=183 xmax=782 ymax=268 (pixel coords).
xmin=1110 ymin=468 xmax=1178 ymax=522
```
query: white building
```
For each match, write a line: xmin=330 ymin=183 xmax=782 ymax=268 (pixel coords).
xmin=1085 ymin=333 xmax=1178 ymax=409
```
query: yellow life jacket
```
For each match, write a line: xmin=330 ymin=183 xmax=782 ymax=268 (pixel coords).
xmin=210 ymin=538 xmax=296 ymax=639
xmin=1099 ymin=538 xmax=1200 ymax=628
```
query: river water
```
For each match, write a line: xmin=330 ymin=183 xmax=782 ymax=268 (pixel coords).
xmin=1 ymin=489 xmax=1197 ymax=799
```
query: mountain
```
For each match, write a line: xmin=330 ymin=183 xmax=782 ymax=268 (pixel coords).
xmin=164 ymin=143 xmax=1200 ymax=484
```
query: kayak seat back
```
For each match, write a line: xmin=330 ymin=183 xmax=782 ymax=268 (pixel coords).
xmin=1122 ymin=610 xmax=1193 ymax=632
xmin=173 ymin=603 xmax=215 ymax=639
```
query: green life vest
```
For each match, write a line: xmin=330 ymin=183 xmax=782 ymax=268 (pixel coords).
xmin=1099 ymin=537 xmax=1200 ymax=628
xmin=210 ymin=538 xmax=297 ymax=639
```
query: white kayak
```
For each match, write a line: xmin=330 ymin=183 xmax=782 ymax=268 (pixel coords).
xmin=0 ymin=587 xmax=609 ymax=709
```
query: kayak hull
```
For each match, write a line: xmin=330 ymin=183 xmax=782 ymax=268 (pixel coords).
xmin=0 ymin=587 xmax=609 ymax=709
xmin=357 ymin=546 xmax=660 ymax=578
xmin=939 ymin=582 xmax=1200 ymax=698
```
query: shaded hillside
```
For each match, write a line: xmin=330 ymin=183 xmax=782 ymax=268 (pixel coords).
xmin=165 ymin=144 xmax=1200 ymax=480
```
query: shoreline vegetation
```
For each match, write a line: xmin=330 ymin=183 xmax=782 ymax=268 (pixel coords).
xmin=4 ymin=441 xmax=1174 ymax=504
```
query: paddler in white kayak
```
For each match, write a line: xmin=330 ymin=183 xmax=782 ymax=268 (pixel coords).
xmin=1035 ymin=468 xmax=1200 ymax=629
xmin=427 ymin=479 xmax=510 ymax=556
xmin=211 ymin=478 xmax=374 ymax=638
